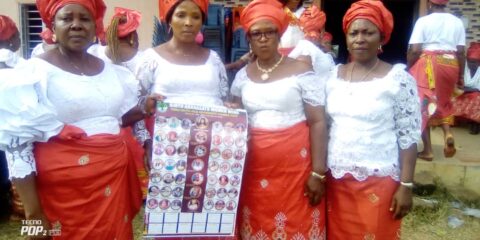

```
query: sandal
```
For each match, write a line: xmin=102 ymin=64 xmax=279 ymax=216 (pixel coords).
xmin=417 ymin=152 xmax=433 ymax=161
xmin=443 ymin=134 xmax=456 ymax=158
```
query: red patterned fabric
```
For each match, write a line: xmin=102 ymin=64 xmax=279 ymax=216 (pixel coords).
xmin=34 ymin=125 xmax=142 ymax=239
xmin=327 ymin=174 xmax=401 ymax=240
xmin=111 ymin=7 xmax=141 ymax=38
xmin=0 ymin=15 xmax=18 ymax=41
xmin=158 ymin=0 xmax=209 ymax=22
xmin=342 ymin=0 xmax=394 ymax=44
xmin=238 ymin=122 xmax=326 ymax=239
xmin=409 ymin=51 xmax=459 ymax=130
xmin=36 ymin=0 xmax=106 ymax=44
xmin=240 ymin=0 xmax=290 ymax=35
xmin=453 ymin=92 xmax=480 ymax=123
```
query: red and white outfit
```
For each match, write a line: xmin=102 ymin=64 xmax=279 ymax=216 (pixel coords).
xmin=0 ymin=58 xmax=142 ymax=239
xmin=231 ymin=68 xmax=327 ymax=240
xmin=408 ymin=12 xmax=466 ymax=129
xmin=325 ymin=64 xmax=421 ymax=239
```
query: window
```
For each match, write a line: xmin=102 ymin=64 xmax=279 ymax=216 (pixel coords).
xmin=20 ymin=4 xmax=42 ymax=58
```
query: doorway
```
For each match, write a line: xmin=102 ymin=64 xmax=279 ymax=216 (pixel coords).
xmin=323 ymin=0 xmax=418 ymax=64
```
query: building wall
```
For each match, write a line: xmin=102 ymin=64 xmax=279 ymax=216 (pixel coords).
xmin=0 ymin=0 xmax=159 ymax=55
xmin=446 ymin=0 xmax=480 ymax=46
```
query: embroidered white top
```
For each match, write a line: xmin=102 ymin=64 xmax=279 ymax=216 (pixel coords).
xmin=325 ymin=64 xmax=421 ymax=181
xmin=231 ymin=68 xmax=325 ymax=129
xmin=136 ymin=48 xmax=228 ymax=107
xmin=0 ymin=58 xmax=139 ymax=178
xmin=465 ymin=65 xmax=480 ymax=90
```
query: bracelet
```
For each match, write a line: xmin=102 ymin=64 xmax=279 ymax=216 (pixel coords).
xmin=310 ymin=171 xmax=326 ymax=182
xmin=400 ymin=181 xmax=414 ymax=189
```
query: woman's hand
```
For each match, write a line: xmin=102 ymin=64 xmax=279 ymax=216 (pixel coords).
xmin=304 ymin=175 xmax=325 ymax=206
xmin=143 ymin=139 xmax=153 ymax=173
xmin=145 ymin=94 xmax=166 ymax=116
xmin=390 ymin=185 xmax=413 ymax=219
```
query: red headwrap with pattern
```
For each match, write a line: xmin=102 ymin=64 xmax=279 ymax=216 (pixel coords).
xmin=110 ymin=7 xmax=142 ymax=38
xmin=0 ymin=15 xmax=18 ymax=41
xmin=36 ymin=0 xmax=106 ymax=44
xmin=467 ymin=42 xmax=480 ymax=62
xmin=241 ymin=0 xmax=290 ymax=35
xmin=158 ymin=0 xmax=209 ymax=22
xmin=430 ymin=0 xmax=448 ymax=5
xmin=342 ymin=0 xmax=394 ymax=44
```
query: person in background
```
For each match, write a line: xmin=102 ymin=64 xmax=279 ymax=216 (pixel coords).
xmin=326 ymin=1 xmax=421 ymax=239
xmin=453 ymin=42 xmax=480 ymax=134
xmin=90 ymin=7 xmax=151 ymax=199
xmin=91 ymin=7 xmax=142 ymax=71
xmin=228 ymin=0 xmax=328 ymax=238
xmin=0 ymin=0 xmax=145 ymax=238
xmin=0 ymin=14 xmax=23 ymax=222
xmin=320 ymin=31 xmax=336 ymax=60
xmin=137 ymin=0 xmax=229 ymax=141
xmin=0 ymin=15 xmax=23 ymax=68
xmin=407 ymin=0 xmax=465 ymax=161
xmin=278 ymin=0 xmax=334 ymax=75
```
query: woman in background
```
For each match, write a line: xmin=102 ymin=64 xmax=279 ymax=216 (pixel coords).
xmin=0 ymin=14 xmax=23 ymax=222
xmin=325 ymin=1 xmax=421 ymax=239
xmin=279 ymin=0 xmax=334 ymax=75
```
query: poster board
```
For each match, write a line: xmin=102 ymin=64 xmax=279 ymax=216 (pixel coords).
xmin=144 ymin=103 xmax=248 ymax=238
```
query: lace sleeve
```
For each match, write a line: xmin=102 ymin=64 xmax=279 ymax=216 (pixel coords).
xmin=297 ymin=71 xmax=326 ymax=106
xmin=393 ymin=70 xmax=422 ymax=149
xmin=135 ymin=49 xmax=158 ymax=108
xmin=5 ymin=138 xmax=36 ymax=179
xmin=230 ymin=67 xmax=248 ymax=97
xmin=211 ymin=51 xmax=229 ymax=99
xmin=133 ymin=120 xmax=151 ymax=146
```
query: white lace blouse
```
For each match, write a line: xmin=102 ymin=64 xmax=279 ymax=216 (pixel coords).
xmin=0 ymin=58 xmax=139 ymax=178
xmin=136 ymin=48 xmax=228 ymax=107
xmin=326 ymin=64 xmax=421 ymax=181
xmin=231 ymin=68 xmax=325 ymax=129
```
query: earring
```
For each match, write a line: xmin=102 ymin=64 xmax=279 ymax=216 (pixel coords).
xmin=378 ymin=45 xmax=383 ymax=51
xmin=8 ymin=43 xmax=13 ymax=48
xmin=52 ymin=34 xmax=57 ymax=43
xmin=92 ymin=36 xmax=97 ymax=43
xmin=130 ymin=38 xmax=134 ymax=45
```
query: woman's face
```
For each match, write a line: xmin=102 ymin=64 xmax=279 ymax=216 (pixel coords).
xmin=346 ymin=19 xmax=382 ymax=63
xmin=248 ymin=20 xmax=280 ymax=59
xmin=53 ymin=4 xmax=96 ymax=52
xmin=170 ymin=0 xmax=203 ymax=43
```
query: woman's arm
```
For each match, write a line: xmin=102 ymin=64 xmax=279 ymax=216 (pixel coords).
xmin=391 ymin=145 xmax=416 ymax=219
xmin=304 ymin=104 xmax=328 ymax=206
xmin=407 ymin=43 xmax=422 ymax=70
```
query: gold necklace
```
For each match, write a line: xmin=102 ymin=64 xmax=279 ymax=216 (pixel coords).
xmin=256 ymin=55 xmax=284 ymax=81
xmin=348 ymin=58 xmax=380 ymax=83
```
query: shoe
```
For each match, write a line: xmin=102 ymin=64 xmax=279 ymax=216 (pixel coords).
xmin=417 ymin=152 xmax=433 ymax=161
xmin=443 ymin=134 xmax=456 ymax=158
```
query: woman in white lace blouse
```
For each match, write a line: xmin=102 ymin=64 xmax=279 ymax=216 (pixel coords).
xmin=0 ymin=0 xmax=145 ymax=238
xmin=136 ymin=0 xmax=228 ymax=111
xmin=228 ymin=0 xmax=328 ymax=238
xmin=325 ymin=1 xmax=421 ymax=239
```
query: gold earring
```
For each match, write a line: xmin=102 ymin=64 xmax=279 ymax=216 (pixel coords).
xmin=92 ymin=36 xmax=97 ymax=43
xmin=378 ymin=45 xmax=383 ymax=51
xmin=52 ymin=34 xmax=57 ymax=43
